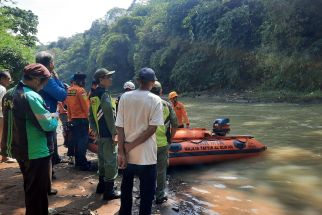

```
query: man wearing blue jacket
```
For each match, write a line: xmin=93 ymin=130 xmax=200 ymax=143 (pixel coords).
xmin=37 ymin=51 xmax=67 ymax=165
xmin=36 ymin=51 xmax=67 ymax=195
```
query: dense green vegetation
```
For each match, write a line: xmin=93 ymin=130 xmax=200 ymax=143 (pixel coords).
xmin=0 ymin=0 xmax=38 ymax=80
xmin=1 ymin=0 xmax=321 ymax=94
xmin=43 ymin=0 xmax=322 ymax=92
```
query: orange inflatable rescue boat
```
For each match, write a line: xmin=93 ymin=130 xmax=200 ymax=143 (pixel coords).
xmin=88 ymin=118 xmax=267 ymax=166
xmin=169 ymin=118 xmax=266 ymax=166
xmin=169 ymin=132 xmax=266 ymax=166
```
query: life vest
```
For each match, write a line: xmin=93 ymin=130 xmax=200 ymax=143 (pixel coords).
xmin=65 ymin=85 xmax=89 ymax=119
xmin=89 ymin=87 xmax=116 ymax=137
xmin=156 ymin=100 xmax=171 ymax=147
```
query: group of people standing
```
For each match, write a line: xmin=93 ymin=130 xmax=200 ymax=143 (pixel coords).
xmin=0 ymin=51 xmax=190 ymax=215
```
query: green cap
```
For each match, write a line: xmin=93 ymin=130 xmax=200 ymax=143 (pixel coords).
xmin=94 ymin=68 xmax=115 ymax=81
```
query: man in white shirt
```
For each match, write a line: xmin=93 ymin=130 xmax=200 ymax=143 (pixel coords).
xmin=0 ymin=71 xmax=15 ymax=163
xmin=116 ymin=68 xmax=164 ymax=215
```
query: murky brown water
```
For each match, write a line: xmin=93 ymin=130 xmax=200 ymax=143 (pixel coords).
xmin=169 ymin=98 xmax=322 ymax=215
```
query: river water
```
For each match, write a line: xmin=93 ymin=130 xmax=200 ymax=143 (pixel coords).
xmin=168 ymin=98 xmax=322 ymax=215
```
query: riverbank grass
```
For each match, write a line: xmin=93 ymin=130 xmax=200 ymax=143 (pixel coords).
xmin=182 ymin=90 xmax=322 ymax=103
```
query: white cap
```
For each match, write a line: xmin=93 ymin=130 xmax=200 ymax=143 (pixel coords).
xmin=123 ymin=81 xmax=135 ymax=90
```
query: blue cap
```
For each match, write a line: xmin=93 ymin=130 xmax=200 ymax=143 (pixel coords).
xmin=138 ymin=67 xmax=157 ymax=81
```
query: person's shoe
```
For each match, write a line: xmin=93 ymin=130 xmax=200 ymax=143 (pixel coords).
xmin=1 ymin=157 xmax=16 ymax=163
xmin=156 ymin=196 xmax=168 ymax=204
xmin=102 ymin=181 xmax=121 ymax=201
xmin=68 ymin=156 xmax=74 ymax=165
xmin=48 ymin=188 xmax=58 ymax=196
xmin=48 ymin=207 xmax=58 ymax=214
xmin=96 ymin=176 xmax=105 ymax=194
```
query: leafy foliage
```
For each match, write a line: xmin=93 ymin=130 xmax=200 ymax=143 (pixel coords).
xmin=44 ymin=0 xmax=322 ymax=92
xmin=1 ymin=6 xmax=38 ymax=47
xmin=0 ymin=4 xmax=38 ymax=81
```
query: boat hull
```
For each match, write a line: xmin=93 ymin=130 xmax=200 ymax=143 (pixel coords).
xmin=169 ymin=136 xmax=266 ymax=166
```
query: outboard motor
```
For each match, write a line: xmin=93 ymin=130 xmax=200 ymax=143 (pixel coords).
xmin=213 ymin=118 xmax=230 ymax=136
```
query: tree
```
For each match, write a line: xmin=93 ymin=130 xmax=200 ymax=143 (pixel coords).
xmin=97 ymin=33 xmax=133 ymax=88
xmin=0 ymin=5 xmax=37 ymax=82
xmin=1 ymin=6 xmax=38 ymax=47
xmin=43 ymin=0 xmax=322 ymax=92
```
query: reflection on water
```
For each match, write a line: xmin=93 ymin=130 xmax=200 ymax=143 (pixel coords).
xmin=170 ymin=98 xmax=322 ymax=215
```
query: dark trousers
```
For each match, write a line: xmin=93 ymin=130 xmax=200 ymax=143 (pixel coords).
xmin=49 ymin=132 xmax=60 ymax=164
xmin=59 ymin=113 xmax=69 ymax=147
xmin=70 ymin=118 xmax=89 ymax=167
xmin=18 ymin=156 xmax=51 ymax=215
xmin=47 ymin=132 xmax=57 ymax=190
xmin=119 ymin=164 xmax=157 ymax=215
xmin=67 ymin=131 xmax=75 ymax=157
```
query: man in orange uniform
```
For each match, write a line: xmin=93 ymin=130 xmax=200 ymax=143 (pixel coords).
xmin=65 ymin=73 xmax=91 ymax=171
xmin=168 ymin=91 xmax=190 ymax=128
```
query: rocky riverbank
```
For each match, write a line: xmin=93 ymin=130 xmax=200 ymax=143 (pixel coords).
xmin=182 ymin=89 xmax=322 ymax=104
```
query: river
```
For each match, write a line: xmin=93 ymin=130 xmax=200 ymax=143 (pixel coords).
xmin=168 ymin=98 xmax=322 ymax=215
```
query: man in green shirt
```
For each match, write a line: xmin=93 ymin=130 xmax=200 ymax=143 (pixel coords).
xmin=151 ymin=81 xmax=178 ymax=204
xmin=0 ymin=70 xmax=15 ymax=163
xmin=1 ymin=64 xmax=58 ymax=215
xmin=89 ymin=68 xmax=121 ymax=201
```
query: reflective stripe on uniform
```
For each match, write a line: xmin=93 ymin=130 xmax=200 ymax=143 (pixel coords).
xmin=97 ymin=109 xmax=104 ymax=121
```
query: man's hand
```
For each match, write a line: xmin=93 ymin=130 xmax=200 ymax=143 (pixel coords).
xmin=91 ymin=130 xmax=98 ymax=139
xmin=118 ymin=152 xmax=127 ymax=169
xmin=112 ymin=135 xmax=118 ymax=144
xmin=51 ymin=112 xmax=59 ymax=118
xmin=124 ymin=143 xmax=133 ymax=154
xmin=122 ymin=125 xmax=157 ymax=154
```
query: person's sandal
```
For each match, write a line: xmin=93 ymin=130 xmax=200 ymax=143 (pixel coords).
xmin=2 ymin=158 xmax=17 ymax=163
xmin=48 ymin=188 xmax=58 ymax=196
